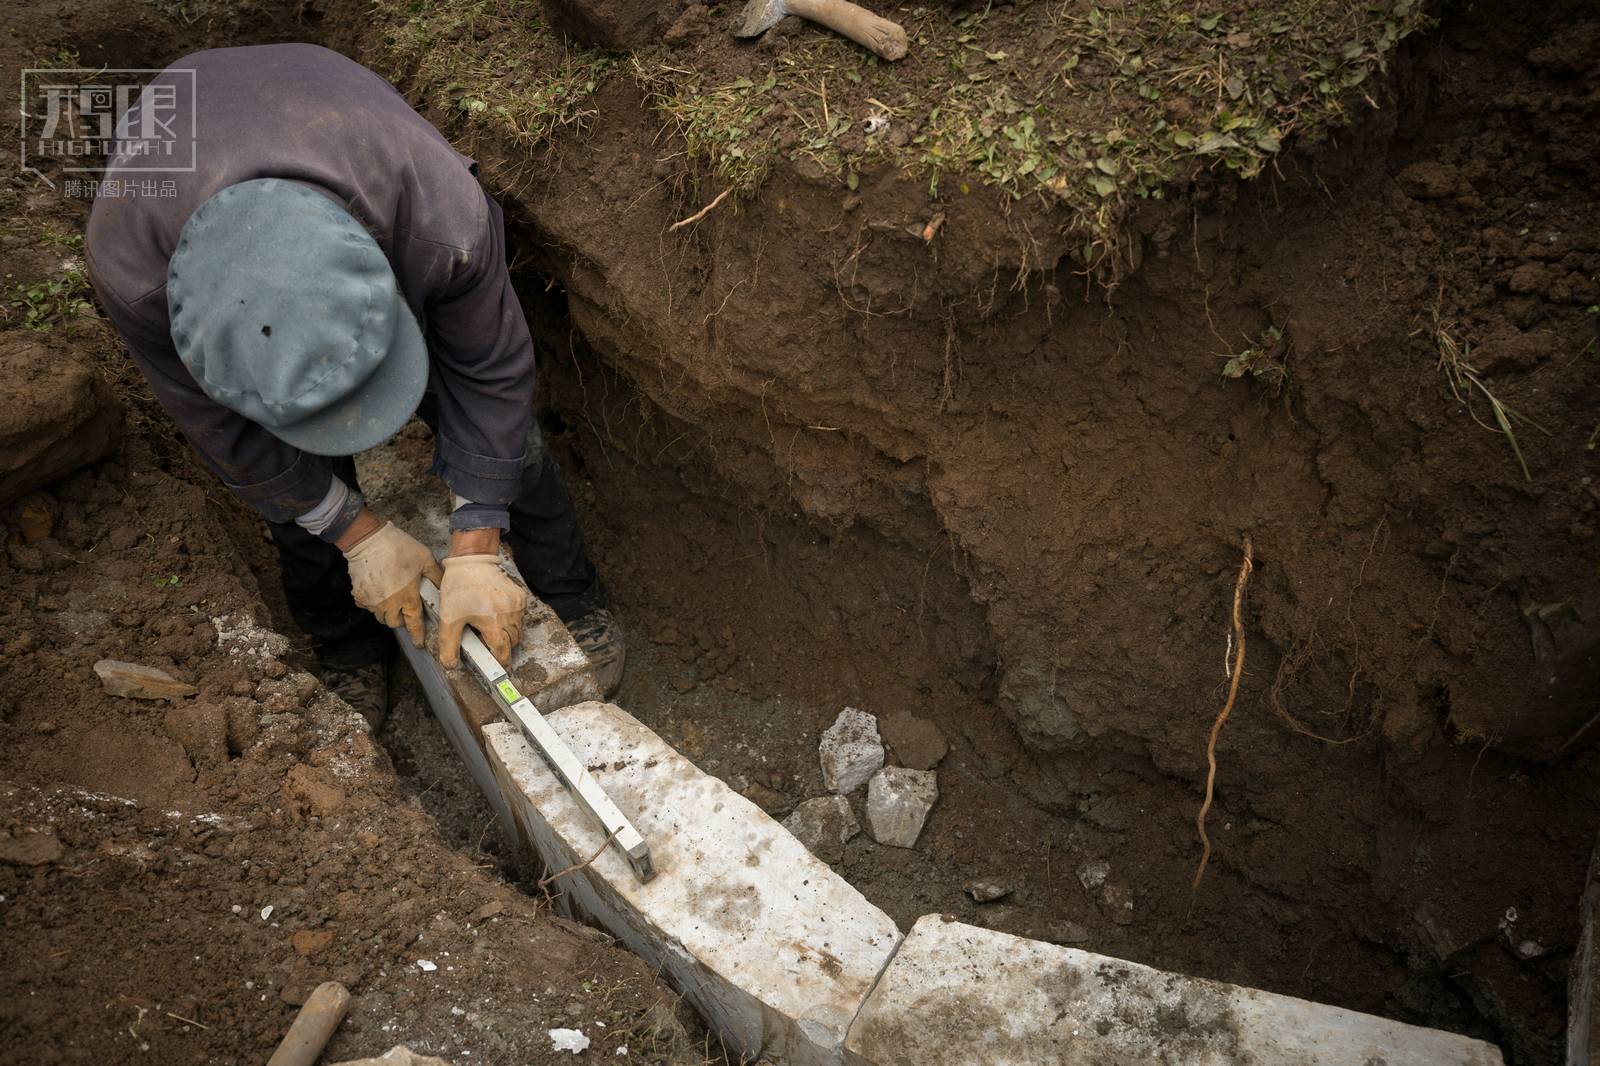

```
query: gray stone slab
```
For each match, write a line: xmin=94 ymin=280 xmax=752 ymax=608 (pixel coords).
xmin=844 ymin=915 xmax=1505 ymax=1066
xmin=485 ymin=703 xmax=903 ymax=1066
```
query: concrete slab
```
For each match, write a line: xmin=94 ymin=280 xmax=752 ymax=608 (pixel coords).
xmin=484 ymin=703 xmax=903 ymax=1066
xmin=845 ymin=915 xmax=1505 ymax=1066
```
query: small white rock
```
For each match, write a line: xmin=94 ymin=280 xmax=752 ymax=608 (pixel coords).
xmin=865 ymin=767 xmax=937 ymax=848
xmin=549 ymin=1028 xmax=590 ymax=1053
xmin=259 ymin=905 xmax=273 ymax=920
xmin=232 ymin=905 xmax=242 ymax=914
xmin=418 ymin=959 xmax=438 ymax=972
xmin=820 ymin=707 xmax=884 ymax=794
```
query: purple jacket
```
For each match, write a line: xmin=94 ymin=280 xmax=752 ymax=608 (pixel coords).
xmin=86 ymin=44 xmax=534 ymax=533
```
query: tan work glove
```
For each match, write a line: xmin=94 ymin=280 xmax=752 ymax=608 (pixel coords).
xmin=438 ymin=554 xmax=528 ymax=668
xmin=341 ymin=521 xmax=446 ymax=649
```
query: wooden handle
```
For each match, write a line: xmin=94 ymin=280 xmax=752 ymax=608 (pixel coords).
xmin=266 ymin=983 xmax=351 ymax=1066
xmin=787 ymin=0 xmax=907 ymax=60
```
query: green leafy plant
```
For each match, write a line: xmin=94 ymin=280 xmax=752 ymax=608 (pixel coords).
xmin=37 ymin=227 xmax=83 ymax=249
xmin=154 ymin=573 xmax=182 ymax=589
xmin=10 ymin=269 xmax=93 ymax=332
xmin=1222 ymin=325 xmax=1288 ymax=389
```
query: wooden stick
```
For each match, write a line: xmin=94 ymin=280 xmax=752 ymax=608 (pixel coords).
xmin=266 ymin=983 xmax=350 ymax=1066
xmin=669 ymin=188 xmax=732 ymax=232
xmin=1192 ymin=535 xmax=1253 ymax=898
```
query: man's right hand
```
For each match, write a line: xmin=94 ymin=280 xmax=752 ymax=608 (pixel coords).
xmin=340 ymin=519 xmax=446 ymax=648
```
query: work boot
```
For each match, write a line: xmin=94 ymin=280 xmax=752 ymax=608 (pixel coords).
xmin=567 ymin=607 xmax=625 ymax=698
xmin=324 ymin=661 xmax=389 ymax=733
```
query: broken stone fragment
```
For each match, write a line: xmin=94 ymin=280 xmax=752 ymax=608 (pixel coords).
xmin=819 ymin=706 xmax=884 ymax=794
xmin=0 ymin=828 xmax=64 ymax=866
xmin=965 ymin=879 xmax=1010 ymax=903
xmin=880 ymin=709 xmax=948 ymax=771
xmin=865 ymin=767 xmax=938 ymax=848
xmin=94 ymin=659 xmax=199 ymax=700
xmin=782 ymin=795 xmax=860 ymax=864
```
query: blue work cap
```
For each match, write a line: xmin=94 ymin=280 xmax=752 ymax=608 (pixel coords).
xmin=167 ymin=178 xmax=428 ymax=456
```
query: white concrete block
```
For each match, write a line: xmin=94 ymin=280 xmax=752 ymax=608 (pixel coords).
xmin=820 ymin=707 xmax=884 ymax=795
xmin=864 ymin=767 xmax=936 ymax=849
xmin=845 ymin=915 xmax=1505 ymax=1066
xmin=484 ymin=703 xmax=903 ymax=1066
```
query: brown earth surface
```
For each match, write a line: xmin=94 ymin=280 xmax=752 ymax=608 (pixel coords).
xmin=3 ymin=0 xmax=1600 ymax=1064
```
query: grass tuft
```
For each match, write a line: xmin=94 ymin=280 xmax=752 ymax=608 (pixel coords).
xmin=1428 ymin=302 xmax=1552 ymax=482
xmin=367 ymin=0 xmax=1434 ymax=248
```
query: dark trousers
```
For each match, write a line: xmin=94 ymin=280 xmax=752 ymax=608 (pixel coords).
xmin=266 ymin=401 xmax=603 ymax=670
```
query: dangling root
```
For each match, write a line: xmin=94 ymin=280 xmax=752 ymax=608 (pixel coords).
xmin=1192 ymin=535 xmax=1253 ymax=903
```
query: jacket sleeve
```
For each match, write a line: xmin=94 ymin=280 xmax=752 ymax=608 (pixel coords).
xmin=421 ymin=191 xmax=534 ymax=508
xmin=88 ymin=264 xmax=336 ymax=524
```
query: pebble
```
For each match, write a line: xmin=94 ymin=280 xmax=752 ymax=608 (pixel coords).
xmin=965 ymin=880 xmax=1010 ymax=903
xmin=819 ymin=707 xmax=884 ymax=794
xmin=549 ymin=1028 xmax=590 ymax=1053
xmin=1077 ymin=860 xmax=1109 ymax=890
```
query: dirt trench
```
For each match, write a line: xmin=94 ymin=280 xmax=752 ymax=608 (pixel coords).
xmin=355 ymin=0 xmax=1600 ymax=1061
xmin=1 ymin=0 xmax=1597 ymax=1063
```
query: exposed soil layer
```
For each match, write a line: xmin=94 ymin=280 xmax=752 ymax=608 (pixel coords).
xmin=359 ymin=0 xmax=1600 ymax=1062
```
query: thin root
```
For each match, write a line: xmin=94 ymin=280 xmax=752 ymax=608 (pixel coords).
xmin=1191 ymin=535 xmax=1253 ymax=905
xmin=668 ymin=187 xmax=732 ymax=232
xmin=538 ymin=826 xmax=623 ymax=892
